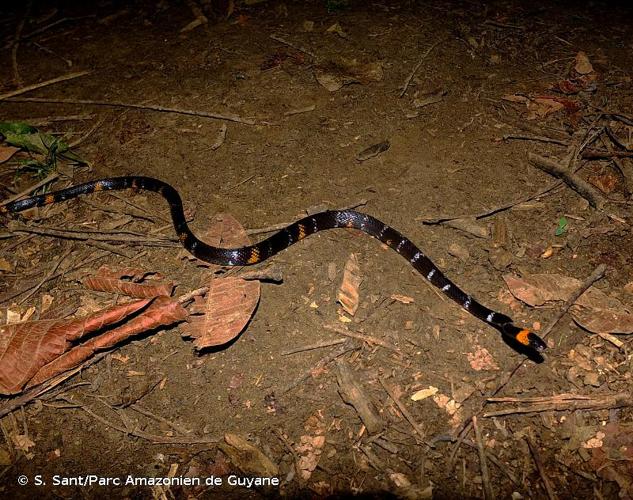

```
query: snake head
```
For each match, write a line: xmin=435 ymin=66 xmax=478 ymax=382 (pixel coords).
xmin=501 ymin=323 xmax=548 ymax=354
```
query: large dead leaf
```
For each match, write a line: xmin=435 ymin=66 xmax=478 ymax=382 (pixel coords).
xmin=337 ymin=253 xmax=362 ymax=316
xmin=181 ymin=277 xmax=260 ymax=348
xmin=504 ymin=273 xmax=633 ymax=335
xmin=27 ymin=296 xmax=188 ymax=389
xmin=83 ymin=265 xmax=174 ymax=298
xmin=180 ymin=214 xmax=261 ymax=348
xmin=0 ymin=299 xmax=151 ymax=394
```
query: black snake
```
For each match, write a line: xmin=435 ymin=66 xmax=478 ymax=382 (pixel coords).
xmin=1 ymin=176 xmax=547 ymax=356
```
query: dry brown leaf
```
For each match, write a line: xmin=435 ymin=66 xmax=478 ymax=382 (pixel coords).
xmin=575 ymin=51 xmax=594 ymax=74
xmin=295 ymin=434 xmax=326 ymax=481
xmin=391 ymin=294 xmax=414 ymax=304
xmin=180 ymin=214 xmax=261 ymax=348
xmin=0 ymin=145 xmax=19 ymax=163
xmin=467 ymin=345 xmax=499 ymax=371
xmin=26 ymin=296 xmax=188 ymax=389
xmin=573 ymin=307 xmax=633 ymax=335
xmin=0 ymin=298 xmax=152 ymax=395
xmin=337 ymin=253 xmax=362 ymax=315
xmin=181 ymin=277 xmax=260 ymax=349
xmin=505 ymin=273 xmax=633 ymax=335
xmin=588 ymin=170 xmax=619 ymax=194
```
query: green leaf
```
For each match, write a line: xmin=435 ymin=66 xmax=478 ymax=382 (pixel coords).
xmin=0 ymin=122 xmax=37 ymax=135
xmin=555 ymin=217 xmax=568 ymax=236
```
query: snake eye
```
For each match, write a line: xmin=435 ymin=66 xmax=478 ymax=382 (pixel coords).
xmin=528 ymin=332 xmax=548 ymax=353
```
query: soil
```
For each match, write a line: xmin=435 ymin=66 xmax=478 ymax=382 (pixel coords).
xmin=1 ymin=0 xmax=632 ymax=498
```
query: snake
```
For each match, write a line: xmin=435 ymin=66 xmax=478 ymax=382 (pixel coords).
xmin=1 ymin=176 xmax=547 ymax=355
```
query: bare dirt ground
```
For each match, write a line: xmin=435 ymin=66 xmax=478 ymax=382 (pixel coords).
xmin=1 ymin=0 xmax=632 ymax=498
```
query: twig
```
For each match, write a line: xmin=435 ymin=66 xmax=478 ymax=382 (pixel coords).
xmin=502 ymin=134 xmax=567 ymax=146
xmin=378 ymin=378 xmax=429 ymax=446
xmin=399 ymin=41 xmax=441 ymax=98
xmin=526 ymin=436 xmax=557 ymax=500
xmin=5 ymin=97 xmax=256 ymax=125
xmin=281 ymin=339 xmax=346 ymax=356
xmin=472 ymin=416 xmax=493 ymax=500
xmin=323 ymin=323 xmax=400 ymax=352
xmin=6 ymin=220 xmax=177 ymax=246
xmin=421 ymin=180 xmax=563 ymax=224
xmin=270 ymin=33 xmax=317 ymax=60
xmin=63 ymin=397 xmax=218 ymax=444
xmin=484 ymin=392 xmax=633 ymax=417
xmin=528 ymin=151 xmax=607 ymax=209
xmin=0 ymin=251 xmax=109 ymax=304
xmin=18 ymin=246 xmax=73 ymax=305
xmin=279 ymin=340 xmax=358 ymax=394
xmin=11 ymin=1 xmax=32 ymax=87
xmin=130 ymin=403 xmax=192 ymax=435
xmin=539 ymin=263 xmax=607 ymax=338
xmin=0 ymin=70 xmax=92 ymax=101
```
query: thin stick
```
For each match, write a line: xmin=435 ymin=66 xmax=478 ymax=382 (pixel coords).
xmin=502 ymin=134 xmax=568 ymax=146
xmin=18 ymin=246 xmax=73 ymax=305
xmin=421 ymin=180 xmax=563 ymax=224
xmin=0 ymin=70 xmax=92 ymax=101
xmin=488 ymin=263 xmax=607 ymax=400
xmin=6 ymin=96 xmax=256 ymax=125
xmin=11 ymin=0 xmax=32 ymax=87
xmin=281 ymin=339 xmax=346 ymax=356
xmin=400 ymin=41 xmax=441 ymax=98
xmin=526 ymin=436 xmax=557 ymax=500
xmin=378 ymin=378 xmax=429 ymax=446
xmin=279 ymin=340 xmax=358 ymax=394
xmin=323 ymin=323 xmax=400 ymax=352
xmin=270 ymin=33 xmax=317 ymax=60
xmin=472 ymin=416 xmax=493 ymax=500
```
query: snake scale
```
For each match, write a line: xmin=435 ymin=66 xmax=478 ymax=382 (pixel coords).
xmin=1 ymin=176 xmax=547 ymax=356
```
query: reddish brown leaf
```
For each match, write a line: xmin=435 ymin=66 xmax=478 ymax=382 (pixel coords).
xmin=83 ymin=265 xmax=174 ymax=298
xmin=181 ymin=277 xmax=260 ymax=348
xmin=180 ymin=214 xmax=261 ymax=348
xmin=27 ymin=296 xmax=187 ymax=389
xmin=0 ymin=299 xmax=151 ymax=395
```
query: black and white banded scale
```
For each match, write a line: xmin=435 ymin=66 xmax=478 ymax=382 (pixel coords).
xmin=1 ymin=176 xmax=547 ymax=355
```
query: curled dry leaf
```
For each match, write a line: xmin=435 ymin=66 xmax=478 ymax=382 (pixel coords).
xmin=83 ymin=265 xmax=174 ymax=298
xmin=27 ymin=296 xmax=188 ymax=389
xmin=180 ymin=214 xmax=261 ymax=348
xmin=337 ymin=253 xmax=362 ymax=316
xmin=0 ymin=299 xmax=151 ymax=394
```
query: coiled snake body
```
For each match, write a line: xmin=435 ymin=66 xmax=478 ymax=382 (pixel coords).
xmin=1 ymin=176 xmax=547 ymax=355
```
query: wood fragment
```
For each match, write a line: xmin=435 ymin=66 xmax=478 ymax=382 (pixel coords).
xmin=336 ymin=360 xmax=384 ymax=434
xmin=399 ymin=41 xmax=442 ymax=98
xmin=323 ymin=323 xmax=399 ymax=352
xmin=528 ymin=152 xmax=607 ymax=209
xmin=484 ymin=392 xmax=633 ymax=417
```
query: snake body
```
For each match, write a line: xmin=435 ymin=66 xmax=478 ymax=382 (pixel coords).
xmin=1 ymin=176 xmax=547 ymax=355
